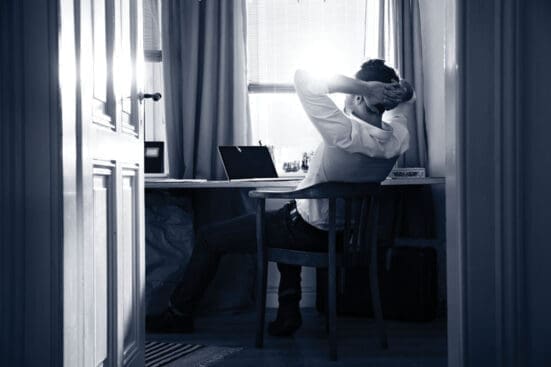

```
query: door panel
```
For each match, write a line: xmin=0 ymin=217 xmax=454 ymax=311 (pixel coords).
xmin=92 ymin=167 xmax=114 ymax=367
xmin=78 ymin=0 xmax=145 ymax=365
xmin=117 ymin=0 xmax=138 ymax=134
xmin=120 ymin=169 xmax=139 ymax=364
xmin=92 ymin=0 xmax=114 ymax=129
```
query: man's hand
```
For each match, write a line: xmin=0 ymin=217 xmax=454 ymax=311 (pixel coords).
xmin=320 ymin=72 xmax=414 ymax=110
xmin=363 ymin=81 xmax=408 ymax=110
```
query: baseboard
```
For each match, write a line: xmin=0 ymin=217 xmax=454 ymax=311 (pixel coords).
xmin=266 ymin=263 xmax=317 ymax=308
xmin=266 ymin=287 xmax=316 ymax=308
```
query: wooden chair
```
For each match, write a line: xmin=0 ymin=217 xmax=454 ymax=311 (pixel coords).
xmin=249 ymin=182 xmax=388 ymax=361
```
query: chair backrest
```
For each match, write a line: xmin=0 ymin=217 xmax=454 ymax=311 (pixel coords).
xmin=322 ymin=148 xmax=398 ymax=184
xmin=249 ymin=182 xmax=382 ymax=267
xmin=304 ymin=183 xmax=381 ymax=268
xmin=340 ymin=193 xmax=379 ymax=268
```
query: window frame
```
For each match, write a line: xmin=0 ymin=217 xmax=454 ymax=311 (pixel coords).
xmin=247 ymin=83 xmax=295 ymax=94
xmin=144 ymin=50 xmax=162 ymax=63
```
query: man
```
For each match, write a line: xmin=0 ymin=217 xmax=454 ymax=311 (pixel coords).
xmin=147 ymin=59 xmax=413 ymax=336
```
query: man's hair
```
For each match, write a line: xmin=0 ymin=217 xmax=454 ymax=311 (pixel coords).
xmin=355 ymin=59 xmax=399 ymax=113
xmin=355 ymin=59 xmax=399 ymax=84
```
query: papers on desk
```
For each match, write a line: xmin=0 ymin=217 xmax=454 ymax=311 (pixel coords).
xmin=146 ymin=178 xmax=207 ymax=183
xmin=388 ymin=167 xmax=426 ymax=179
xmin=229 ymin=177 xmax=302 ymax=182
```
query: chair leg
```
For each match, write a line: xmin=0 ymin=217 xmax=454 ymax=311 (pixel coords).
xmin=328 ymin=259 xmax=337 ymax=360
xmin=370 ymin=246 xmax=388 ymax=349
xmin=328 ymin=198 xmax=338 ymax=361
xmin=368 ymin=198 xmax=388 ymax=349
xmin=255 ymin=200 xmax=268 ymax=348
xmin=255 ymin=257 xmax=268 ymax=348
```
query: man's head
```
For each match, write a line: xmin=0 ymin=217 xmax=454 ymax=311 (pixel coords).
xmin=345 ymin=59 xmax=400 ymax=116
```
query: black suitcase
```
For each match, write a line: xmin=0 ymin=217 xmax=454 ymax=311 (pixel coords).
xmin=316 ymin=245 xmax=438 ymax=322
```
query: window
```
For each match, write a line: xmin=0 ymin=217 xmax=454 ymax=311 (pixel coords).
xmin=246 ymin=0 xmax=387 ymax=172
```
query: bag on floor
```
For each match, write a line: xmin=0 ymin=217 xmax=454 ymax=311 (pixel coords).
xmin=316 ymin=245 xmax=438 ymax=322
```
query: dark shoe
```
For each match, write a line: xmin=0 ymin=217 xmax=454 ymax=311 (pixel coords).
xmin=267 ymin=310 xmax=302 ymax=337
xmin=146 ymin=308 xmax=194 ymax=334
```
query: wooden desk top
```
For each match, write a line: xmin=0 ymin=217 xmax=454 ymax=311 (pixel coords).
xmin=145 ymin=177 xmax=445 ymax=189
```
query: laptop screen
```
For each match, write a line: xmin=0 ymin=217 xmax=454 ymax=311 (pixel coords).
xmin=218 ymin=146 xmax=279 ymax=180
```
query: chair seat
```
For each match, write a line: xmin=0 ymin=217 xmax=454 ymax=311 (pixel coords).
xmin=267 ymin=247 xmax=343 ymax=268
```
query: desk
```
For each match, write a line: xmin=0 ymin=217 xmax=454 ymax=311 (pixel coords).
xmin=145 ymin=177 xmax=445 ymax=189
xmin=144 ymin=176 xmax=445 ymax=310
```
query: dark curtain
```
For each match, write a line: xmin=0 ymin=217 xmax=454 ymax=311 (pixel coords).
xmin=162 ymin=0 xmax=251 ymax=179
xmin=393 ymin=0 xmax=428 ymax=168
xmin=375 ymin=0 xmax=435 ymax=241
xmin=380 ymin=0 xmax=439 ymax=312
xmin=146 ymin=0 xmax=255 ymax=315
xmin=379 ymin=0 xmax=428 ymax=168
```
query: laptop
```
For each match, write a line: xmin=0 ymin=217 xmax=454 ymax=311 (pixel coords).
xmin=218 ymin=146 xmax=301 ymax=181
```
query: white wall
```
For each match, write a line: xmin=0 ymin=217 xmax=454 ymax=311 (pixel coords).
xmin=419 ymin=0 xmax=447 ymax=314
xmin=419 ymin=0 xmax=446 ymax=178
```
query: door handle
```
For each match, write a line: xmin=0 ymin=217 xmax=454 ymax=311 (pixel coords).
xmin=138 ymin=92 xmax=162 ymax=102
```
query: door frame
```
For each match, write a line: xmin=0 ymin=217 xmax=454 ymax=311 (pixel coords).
xmin=0 ymin=0 xmax=65 ymax=365
xmin=0 ymin=0 xmax=528 ymax=366
xmin=445 ymin=0 xmax=526 ymax=366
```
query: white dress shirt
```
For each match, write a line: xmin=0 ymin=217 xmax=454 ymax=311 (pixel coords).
xmin=293 ymin=70 xmax=412 ymax=230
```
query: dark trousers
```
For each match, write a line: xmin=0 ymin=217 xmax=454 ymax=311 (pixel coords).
xmin=170 ymin=201 xmax=328 ymax=316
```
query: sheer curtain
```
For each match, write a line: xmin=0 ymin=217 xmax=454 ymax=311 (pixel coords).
xmin=162 ymin=0 xmax=251 ymax=179
xmin=247 ymin=0 xmax=381 ymax=83
xmin=246 ymin=0 xmax=383 ymax=162
xmin=245 ymin=0 xmax=427 ymax=169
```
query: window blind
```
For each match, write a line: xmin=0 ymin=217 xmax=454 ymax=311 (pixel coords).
xmin=247 ymin=0 xmax=382 ymax=85
xmin=143 ymin=0 xmax=161 ymax=52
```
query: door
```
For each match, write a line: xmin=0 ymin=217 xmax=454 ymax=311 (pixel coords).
xmin=77 ymin=0 xmax=145 ymax=366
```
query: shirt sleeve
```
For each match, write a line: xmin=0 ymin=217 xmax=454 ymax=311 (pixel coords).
xmin=293 ymin=69 xmax=353 ymax=148
xmin=381 ymin=92 xmax=415 ymax=155
xmin=383 ymin=91 xmax=416 ymax=126
xmin=294 ymin=69 xmax=409 ymax=157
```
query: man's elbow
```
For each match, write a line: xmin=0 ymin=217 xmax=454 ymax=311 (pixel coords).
xmin=294 ymin=69 xmax=330 ymax=97
xmin=294 ymin=69 xmax=309 ymax=89
xmin=399 ymin=133 xmax=410 ymax=155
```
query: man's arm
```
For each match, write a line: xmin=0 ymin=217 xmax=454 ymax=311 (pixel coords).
xmin=324 ymin=73 xmax=406 ymax=109
xmin=381 ymin=86 xmax=416 ymax=157
xmin=294 ymin=70 xmax=405 ymax=156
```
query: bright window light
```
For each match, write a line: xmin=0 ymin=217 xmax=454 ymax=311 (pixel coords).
xmin=246 ymin=0 xmax=383 ymax=171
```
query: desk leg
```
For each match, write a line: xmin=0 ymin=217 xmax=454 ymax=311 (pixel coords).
xmin=255 ymin=200 xmax=268 ymax=348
